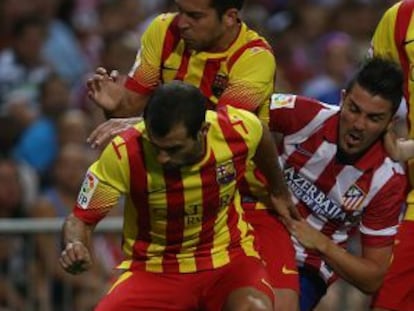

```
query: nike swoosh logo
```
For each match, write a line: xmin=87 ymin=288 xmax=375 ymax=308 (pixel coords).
xmin=282 ymin=265 xmax=298 ymax=275
xmin=294 ymin=144 xmax=313 ymax=157
xmin=403 ymin=38 xmax=414 ymax=45
xmin=161 ymin=65 xmax=179 ymax=71
xmin=147 ymin=187 xmax=165 ymax=194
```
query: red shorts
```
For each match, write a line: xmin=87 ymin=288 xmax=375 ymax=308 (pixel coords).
xmin=244 ymin=208 xmax=299 ymax=292
xmin=95 ymin=255 xmax=273 ymax=311
xmin=372 ymin=220 xmax=414 ymax=311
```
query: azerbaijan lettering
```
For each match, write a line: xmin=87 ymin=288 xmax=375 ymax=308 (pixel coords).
xmin=284 ymin=167 xmax=347 ymax=221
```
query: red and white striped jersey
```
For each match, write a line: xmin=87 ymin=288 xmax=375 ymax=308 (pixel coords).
xmin=269 ymin=94 xmax=407 ymax=283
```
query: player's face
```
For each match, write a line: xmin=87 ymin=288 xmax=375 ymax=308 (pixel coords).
xmin=149 ymin=123 xmax=207 ymax=170
xmin=338 ymin=83 xmax=394 ymax=159
xmin=175 ymin=0 xmax=230 ymax=52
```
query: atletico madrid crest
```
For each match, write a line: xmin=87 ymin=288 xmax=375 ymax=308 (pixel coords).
xmin=342 ymin=184 xmax=366 ymax=210
xmin=216 ymin=160 xmax=236 ymax=185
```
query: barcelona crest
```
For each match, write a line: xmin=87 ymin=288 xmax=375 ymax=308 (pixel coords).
xmin=216 ymin=160 xmax=236 ymax=185
xmin=211 ymin=73 xmax=229 ymax=97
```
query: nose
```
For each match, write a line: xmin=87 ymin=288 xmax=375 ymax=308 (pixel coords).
xmin=177 ymin=13 xmax=190 ymax=30
xmin=353 ymin=114 xmax=367 ymax=131
xmin=156 ymin=150 xmax=171 ymax=165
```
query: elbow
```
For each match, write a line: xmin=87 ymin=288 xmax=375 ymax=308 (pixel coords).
xmin=360 ymin=284 xmax=380 ymax=295
xmin=358 ymin=275 xmax=385 ymax=294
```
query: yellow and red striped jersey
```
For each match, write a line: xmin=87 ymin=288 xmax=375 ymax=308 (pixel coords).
xmin=370 ymin=1 xmax=414 ymax=217
xmin=125 ymin=13 xmax=275 ymax=123
xmin=74 ymin=107 xmax=263 ymax=273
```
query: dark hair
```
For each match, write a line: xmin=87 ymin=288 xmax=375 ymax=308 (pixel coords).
xmin=345 ymin=57 xmax=403 ymax=115
xmin=209 ymin=0 xmax=244 ymax=17
xmin=144 ymin=81 xmax=207 ymax=139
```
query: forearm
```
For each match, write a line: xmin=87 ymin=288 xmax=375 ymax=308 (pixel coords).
xmin=316 ymin=236 xmax=389 ymax=293
xmin=108 ymin=88 xmax=148 ymax=118
xmin=62 ymin=213 xmax=95 ymax=250
xmin=253 ymin=126 xmax=290 ymax=197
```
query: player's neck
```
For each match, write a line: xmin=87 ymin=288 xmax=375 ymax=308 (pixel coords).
xmin=336 ymin=148 xmax=363 ymax=165
xmin=209 ymin=23 xmax=241 ymax=53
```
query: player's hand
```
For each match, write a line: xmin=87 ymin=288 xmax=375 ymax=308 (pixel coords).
xmin=290 ymin=219 xmax=327 ymax=252
xmin=269 ymin=193 xmax=301 ymax=231
xmin=59 ymin=241 xmax=92 ymax=275
xmin=384 ymin=120 xmax=401 ymax=161
xmin=87 ymin=117 xmax=142 ymax=149
xmin=87 ymin=67 xmax=124 ymax=113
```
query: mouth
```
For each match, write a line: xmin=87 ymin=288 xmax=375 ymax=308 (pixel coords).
xmin=344 ymin=132 xmax=363 ymax=148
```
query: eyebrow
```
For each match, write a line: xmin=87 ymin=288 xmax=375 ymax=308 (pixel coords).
xmin=350 ymin=100 xmax=388 ymax=117
xmin=150 ymin=138 xmax=183 ymax=152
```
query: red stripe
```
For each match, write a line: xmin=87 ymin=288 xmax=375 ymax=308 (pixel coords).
xmin=286 ymin=130 xmax=324 ymax=170
xmin=227 ymin=39 xmax=272 ymax=72
xmin=226 ymin=201 xmax=246 ymax=262
xmin=174 ymin=48 xmax=191 ymax=81
xmin=162 ymin=169 xmax=185 ymax=272
xmin=161 ymin=16 xmax=180 ymax=64
xmin=194 ymin=152 xmax=219 ymax=270
xmin=124 ymin=76 xmax=153 ymax=95
xmin=395 ymin=1 xmax=414 ymax=130
xmin=160 ymin=15 xmax=181 ymax=84
xmin=217 ymin=107 xmax=251 ymax=261
xmin=199 ymin=57 xmax=226 ymax=99
xmin=298 ymin=203 xmax=311 ymax=218
xmin=314 ymin=158 xmax=339 ymax=195
xmin=119 ymin=129 xmax=151 ymax=270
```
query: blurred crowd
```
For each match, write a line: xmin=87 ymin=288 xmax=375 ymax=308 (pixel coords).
xmin=0 ymin=0 xmax=399 ymax=310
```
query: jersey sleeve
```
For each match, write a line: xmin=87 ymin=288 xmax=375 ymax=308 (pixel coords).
xmin=369 ymin=3 xmax=400 ymax=62
xmin=125 ymin=14 xmax=173 ymax=94
xmin=73 ymin=136 xmax=130 ymax=224
xmin=359 ymin=171 xmax=407 ymax=247
xmin=218 ymin=47 xmax=276 ymax=120
xmin=268 ymin=94 xmax=330 ymax=135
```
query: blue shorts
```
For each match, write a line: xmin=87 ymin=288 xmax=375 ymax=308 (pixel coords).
xmin=299 ymin=267 xmax=327 ymax=311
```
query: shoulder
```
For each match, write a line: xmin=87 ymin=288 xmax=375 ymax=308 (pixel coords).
xmin=227 ymin=23 xmax=274 ymax=69
xmin=269 ymin=93 xmax=336 ymax=118
xmin=149 ymin=13 xmax=178 ymax=27
xmin=211 ymin=107 xmax=262 ymax=138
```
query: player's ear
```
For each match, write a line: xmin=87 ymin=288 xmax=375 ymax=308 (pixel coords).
xmin=200 ymin=122 xmax=210 ymax=136
xmin=339 ymin=89 xmax=347 ymax=107
xmin=223 ymin=8 xmax=239 ymax=27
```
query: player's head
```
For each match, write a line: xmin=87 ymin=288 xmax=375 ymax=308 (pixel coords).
xmin=338 ymin=57 xmax=403 ymax=161
xmin=175 ymin=0 xmax=244 ymax=52
xmin=144 ymin=81 xmax=208 ymax=169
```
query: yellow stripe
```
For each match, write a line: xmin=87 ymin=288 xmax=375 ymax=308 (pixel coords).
xmin=122 ymin=197 xmax=139 ymax=259
xmin=235 ymin=193 xmax=259 ymax=258
xmin=404 ymin=203 xmax=414 ymax=221
xmin=146 ymin=157 xmax=167 ymax=272
xmin=176 ymin=172 xmax=202 ymax=272
xmin=185 ymin=57 xmax=204 ymax=87
xmin=107 ymin=271 xmax=133 ymax=294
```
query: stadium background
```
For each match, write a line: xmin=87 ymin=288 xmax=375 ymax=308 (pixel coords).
xmin=0 ymin=0 xmax=399 ymax=310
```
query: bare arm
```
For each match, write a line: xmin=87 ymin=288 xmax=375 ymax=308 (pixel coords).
xmin=59 ymin=213 xmax=96 ymax=275
xmin=253 ymin=125 xmax=300 ymax=225
xmin=292 ymin=219 xmax=392 ymax=293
